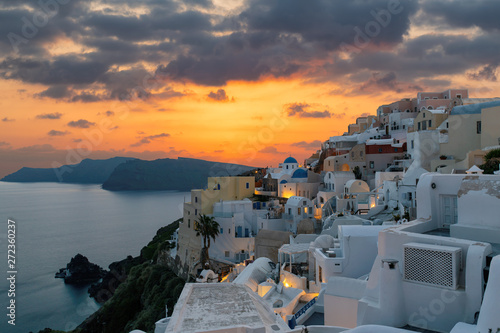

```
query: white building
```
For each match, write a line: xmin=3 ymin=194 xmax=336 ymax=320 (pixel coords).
xmin=284 ymin=196 xmax=315 ymax=233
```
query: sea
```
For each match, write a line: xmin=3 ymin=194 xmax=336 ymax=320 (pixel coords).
xmin=0 ymin=182 xmax=189 ymax=333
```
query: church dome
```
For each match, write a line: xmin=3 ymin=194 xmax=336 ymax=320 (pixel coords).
xmin=292 ymin=168 xmax=307 ymax=179
xmin=284 ymin=156 xmax=298 ymax=164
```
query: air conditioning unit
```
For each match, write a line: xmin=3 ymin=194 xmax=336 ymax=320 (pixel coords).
xmin=403 ymin=243 xmax=462 ymax=290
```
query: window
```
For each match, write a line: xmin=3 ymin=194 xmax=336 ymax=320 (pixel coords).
xmin=195 ymin=209 xmax=197 ymax=216
xmin=286 ymin=165 xmax=289 ymax=169
xmin=379 ymin=148 xmax=382 ymax=153
xmin=288 ymin=208 xmax=292 ymax=215
xmin=329 ymin=173 xmax=331 ymax=179
xmin=422 ymin=121 xmax=427 ymax=130
xmin=195 ymin=197 xmax=198 ymax=203
xmin=188 ymin=219 xmax=190 ymax=228
xmin=217 ymin=184 xmax=220 ymax=190
xmin=246 ymin=182 xmax=249 ymax=189
xmin=456 ymin=94 xmax=462 ymax=99
xmin=297 ymin=208 xmax=301 ymax=215
xmin=395 ymin=148 xmax=398 ymax=152
xmin=411 ymin=140 xmax=414 ymax=149
xmin=228 ymin=228 xmax=231 ymax=234
xmin=446 ymin=122 xmax=449 ymax=129
xmin=418 ymin=122 xmax=421 ymax=131
xmin=423 ymin=113 xmax=426 ymax=118
xmin=477 ymin=121 xmax=482 ymax=134
xmin=303 ymin=200 xmax=307 ymax=205
xmin=225 ymin=251 xmax=230 ymax=258
xmin=220 ymin=228 xmax=223 ymax=234
xmin=370 ymin=161 xmax=374 ymax=169
xmin=428 ymin=120 xmax=432 ymax=127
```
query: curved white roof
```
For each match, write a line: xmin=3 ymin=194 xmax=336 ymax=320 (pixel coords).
xmin=285 ymin=196 xmax=310 ymax=206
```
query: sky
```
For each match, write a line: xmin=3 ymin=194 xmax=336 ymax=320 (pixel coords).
xmin=1 ymin=0 xmax=500 ymax=178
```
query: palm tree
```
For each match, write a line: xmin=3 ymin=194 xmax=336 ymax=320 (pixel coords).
xmin=194 ymin=214 xmax=220 ymax=267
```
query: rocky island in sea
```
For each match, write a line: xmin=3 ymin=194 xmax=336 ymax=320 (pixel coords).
xmin=55 ymin=254 xmax=107 ymax=285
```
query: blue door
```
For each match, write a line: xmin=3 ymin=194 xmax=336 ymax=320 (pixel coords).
xmin=237 ymin=226 xmax=242 ymax=238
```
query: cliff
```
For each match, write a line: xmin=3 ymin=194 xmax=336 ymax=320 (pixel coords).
xmin=1 ymin=157 xmax=135 ymax=183
xmin=102 ymin=157 xmax=255 ymax=191
xmin=38 ymin=219 xmax=184 ymax=333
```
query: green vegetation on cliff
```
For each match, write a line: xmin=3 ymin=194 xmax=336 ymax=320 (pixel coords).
xmin=39 ymin=219 xmax=185 ymax=333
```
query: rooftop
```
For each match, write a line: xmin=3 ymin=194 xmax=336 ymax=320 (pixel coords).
xmin=451 ymin=100 xmax=500 ymax=115
xmin=166 ymin=283 xmax=288 ymax=332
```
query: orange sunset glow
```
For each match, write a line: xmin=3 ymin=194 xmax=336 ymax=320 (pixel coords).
xmin=1 ymin=0 xmax=500 ymax=178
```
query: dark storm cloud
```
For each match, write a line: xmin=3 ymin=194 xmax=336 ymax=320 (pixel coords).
xmin=130 ymin=133 xmax=170 ymax=147
xmin=291 ymin=140 xmax=322 ymax=149
xmin=467 ymin=64 xmax=498 ymax=82
xmin=36 ymin=86 xmax=72 ymax=99
xmin=36 ymin=112 xmax=63 ymax=120
xmin=48 ymin=130 xmax=70 ymax=136
xmin=207 ymin=89 xmax=232 ymax=102
xmin=1 ymin=0 xmax=500 ymax=100
xmin=420 ymin=0 xmax=500 ymax=32
xmin=67 ymin=119 xmax=95 ymax=128
xmin=240 ymin=0 xmax=417 ymax=49
xmin=0 ymin=57 xmax=109 ymax=85
xmin=285 ymin=103 xmax=331 ymax=118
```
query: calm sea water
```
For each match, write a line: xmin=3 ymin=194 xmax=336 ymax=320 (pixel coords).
xmin=0 ymin=182 xmax=189 ymax=333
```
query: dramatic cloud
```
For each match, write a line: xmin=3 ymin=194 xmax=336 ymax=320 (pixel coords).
xmin=36 ymin=86 xmax=73 ymax=99
xmin=258 ymin=146 xmax=287 ymax=154
xmin=291 ymin=140 xmax=322 ymax=149
xmin=207 ymin=89 xmax=233 ymax=102
xmin=285 ymin=103 xmax=331 ymax=118
xmin=36 ymin=112 xmax=63 ymax=120
xmin=0 ymin=0 xmax=499 ymax=100
xmin=131 ymin=133 xmax=170 ymax=147
xmin=48 ymin=130 xmax=70 ymax=136
xmin=67 ymin=119 xmax=96 ymax=128
xmin=420 ymin=0 xmax=500 ymax=32
xmin=467 ymin=64 xmax=498 ymax=82
xmin=358 ymin=72 xmax=423 ymax=94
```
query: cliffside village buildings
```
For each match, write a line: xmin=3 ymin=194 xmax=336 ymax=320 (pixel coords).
xmin=133 ymin=89 xmax=500 ymax=333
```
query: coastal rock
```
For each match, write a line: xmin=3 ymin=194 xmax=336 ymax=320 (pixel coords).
xmin=55 ymin=254 xmax=107 ymax=285
xmin=88 ymin=255 xmax=144 ymax=304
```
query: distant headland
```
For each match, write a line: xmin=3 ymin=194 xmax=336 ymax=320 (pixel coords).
xmin=1 ymin=156 xmax=256 ymax=191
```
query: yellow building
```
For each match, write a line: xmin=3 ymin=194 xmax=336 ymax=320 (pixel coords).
xmin=413 ymin=109 xmax=448 ymax=132
xmin=176 ymin=176 xmax=255 ymax=277
xmin=432 ymin=101 xmax=500 ymax=172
